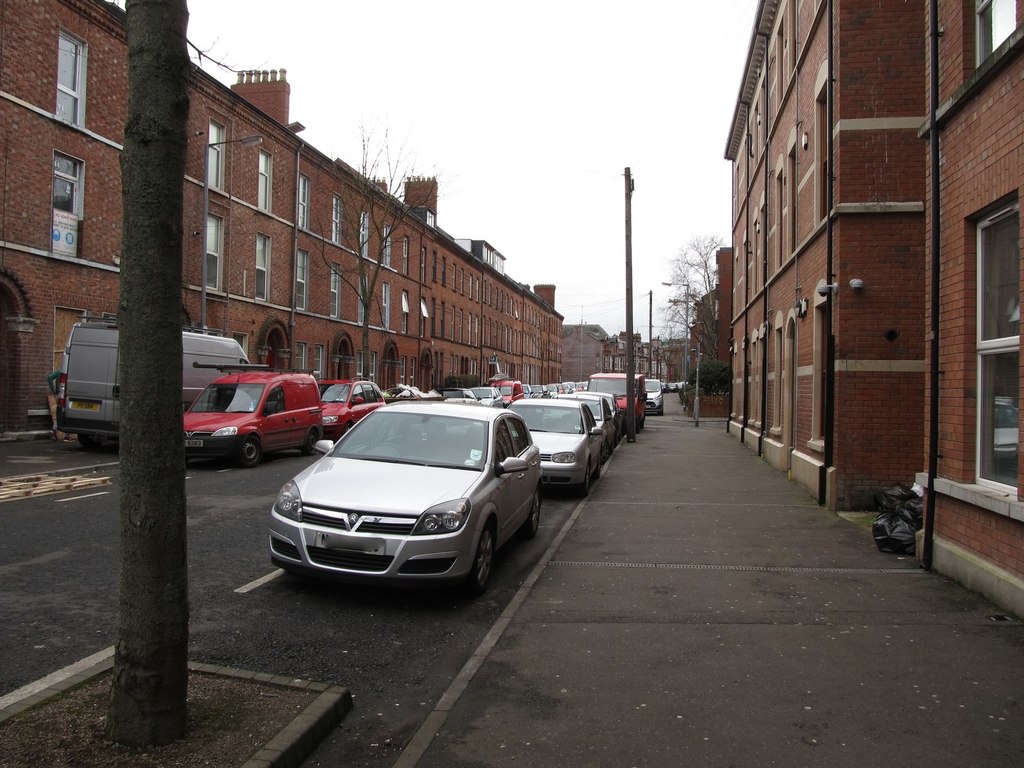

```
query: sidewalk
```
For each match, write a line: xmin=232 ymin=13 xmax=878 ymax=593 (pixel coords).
xmin=397 ymin=401 xmax=1024 ymax=767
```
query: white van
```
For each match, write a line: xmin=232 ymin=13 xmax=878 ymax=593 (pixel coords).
xmin=56 ymin=319 xmax=249 ymax=446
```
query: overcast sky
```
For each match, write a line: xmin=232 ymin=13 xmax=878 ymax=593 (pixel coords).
xmin=181 ymin=0 xmax=758 ymax=338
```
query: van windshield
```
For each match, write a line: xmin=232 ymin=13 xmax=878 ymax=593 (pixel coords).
xmin=190 ymin=383 xmax=265 ymax=413
xmin=588 ymin=378 xmax=626 ymax=396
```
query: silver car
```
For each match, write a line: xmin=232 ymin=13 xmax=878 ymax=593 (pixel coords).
xmin=269 ymin=402 xmax=541 ymax=594
xmin=509 ymin=399 xmax=603 ymax=496
xmin=555 ymin=392 xmax=618 ymax=462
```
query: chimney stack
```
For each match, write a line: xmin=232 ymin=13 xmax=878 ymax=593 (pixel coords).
xmin=534 ymin=284 xmax=556 ymax=307
xmin=232 ymin=69 xmax=290 ymax=125
xmin=404 ymin=176 xmax=438 ymax=213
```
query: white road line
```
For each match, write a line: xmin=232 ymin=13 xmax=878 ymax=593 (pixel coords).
xmin=0 ymin=646 xmax=114 ymax=711
xmin=235 ymin=568 xmax=284 ymax=593
xmin=55 ymin=491 xmax=109 ymax=503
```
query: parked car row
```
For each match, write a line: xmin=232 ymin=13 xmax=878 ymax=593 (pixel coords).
xmin=266 ymin=373 xmax=645 ymax=597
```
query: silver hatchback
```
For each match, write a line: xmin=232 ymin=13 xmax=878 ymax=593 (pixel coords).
xmin=270 ymin=402 xmax=541 ymax=595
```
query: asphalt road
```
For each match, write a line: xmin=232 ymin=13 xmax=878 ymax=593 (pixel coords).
xmin=0 ymin=434 xmax=586 ymax=768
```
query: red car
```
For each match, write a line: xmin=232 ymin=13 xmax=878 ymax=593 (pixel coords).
xmin=320 ymin=379 xmax=388 ymax=439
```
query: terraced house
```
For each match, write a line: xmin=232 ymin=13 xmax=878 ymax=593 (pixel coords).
xmin=727 ymin=0 xmax=1023 ymax=617
xmin=0 ymin=0 xmax=563 ymax=435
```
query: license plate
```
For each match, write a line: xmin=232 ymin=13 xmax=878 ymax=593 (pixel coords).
xmin=70 ymin=401 xmax=100 ymax=411
xmin=184 ymin=439 xmax=203 ymax=448
xmin=314 ymin=531 xmax=385 ymax=555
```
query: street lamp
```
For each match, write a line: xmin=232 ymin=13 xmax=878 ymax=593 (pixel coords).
xmin=663 ymin=281 xmax=691 ymax=392
xmin=201 ymin=134 xmax=262 ymax=330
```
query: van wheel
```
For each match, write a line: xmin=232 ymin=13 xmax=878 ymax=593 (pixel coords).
xmin=77 ymin=434 xmax=103 ymax=449
xmin=300 ymin=428 xmax=319 ymax=455
xmin=236 ymin=436 xmax=262 ymax=468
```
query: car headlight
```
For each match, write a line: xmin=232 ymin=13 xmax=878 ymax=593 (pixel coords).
xmin=322 ymin=415 xmax=338 ymax=424
xmin=550 ymin=451 xmax=577 ymax=464
xmin=273 ymin=480 xmax=302 ymax=521
xmin=413 ymin=498 xmax=470 ymax=535
xmin=212 ymin=426 xmax=238 ymax=437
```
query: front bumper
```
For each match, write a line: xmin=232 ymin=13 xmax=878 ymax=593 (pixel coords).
xmin=269 ymin=510 xmax=479 ymax=585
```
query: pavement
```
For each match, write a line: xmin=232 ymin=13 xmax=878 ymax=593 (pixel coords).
xmin=3 ymin=401 xmax=1024 ymax=766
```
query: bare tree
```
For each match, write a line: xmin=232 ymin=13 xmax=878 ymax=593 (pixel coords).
xmin=664 ymin=234 xmax=724 ymax=361
xmin=108 ymin=0 xmax=190 ymax=746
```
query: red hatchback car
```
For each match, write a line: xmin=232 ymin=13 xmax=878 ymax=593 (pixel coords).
xmin=319 ymin=379 xmax=388 ymax=440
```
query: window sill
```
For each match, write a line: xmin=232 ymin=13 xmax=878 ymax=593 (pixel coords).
xmin=916 ymin=472 xmax=1024 ymax=524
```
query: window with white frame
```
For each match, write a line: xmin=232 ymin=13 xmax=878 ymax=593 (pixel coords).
xmin=977 ymin=203 xmax=1020 ymax=487
xmin=295 ymin=342 xmax=307 ymax=371
xmin=401 ymin=291 xmax=409 ymax=334
xmin=977 ymin=0 xmax=1016 ymax=64
xmin=332 ymin=194 xmax=342 ymax=244
xmin=359 ymin=211 xmax=369 ymax=259
xmin=402 ymin=237 xmax=409 ymax=274
xmin=313 ymin=344 xmax=325 ymax=378
xmin=370 ymin=352 xmax=378 ymax=382
xmin=298 ymin=174 xmax=310 ymax=229
xmin=255 ymin=234 xmax=270 ymax=301
xmin=382 ymin=224 xmax=392 ymax=267
xmin=56 ymin=31 xmax=86 ymax=126
xmin=381 ymin=282 xmax=391 ymax=330
xmin=357 ymin=274 xmax=367 ymax=324
xmin=208 ymin=121 xmax=226 ymax=190
xmin=258 ymin=150 xmax=272 ymax=211
xmin=357 ymin=350 xmax=365 ymax=377
xmin=52 ymin=152 xmax=82 ymax=215
xmin=205 ymin=214 xmax=223 ymax=290
xmin=330 ymin=263 xmax=341 ymax=318
xmin=295 ymin=249 xmax=309 ymax=310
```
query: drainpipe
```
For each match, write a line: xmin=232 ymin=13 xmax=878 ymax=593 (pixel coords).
xmin=922 ymin=0 xmax=940 ymax=569
xmin=761 ymin=38 xmax=771 ymax=457
xmin=820 ymin=0 xmax=836 ymax=506
xmin=289 ymin=141 xmax=302 ymax=366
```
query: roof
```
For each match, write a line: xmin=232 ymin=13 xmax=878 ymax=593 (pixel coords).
xmin=724 ymin=0 xmax=779 ymax=161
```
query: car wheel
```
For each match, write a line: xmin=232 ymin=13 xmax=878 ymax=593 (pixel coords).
xmin=577 ymin=462 xmax=592 ymax=497
xmin=518 ymin=488 xmax=541 ymax=540
xmin=236 ymin=435 xmax=263 ymax=468
xmin=466 ymin=523 xmax=495 ymax=596
xmin=340 ymin=421 xmax=352 ymax=437
xmin=77 ymin=433 xmax=103 ymax=449
xmin=300 ymin=427 xmax=319 ymax=455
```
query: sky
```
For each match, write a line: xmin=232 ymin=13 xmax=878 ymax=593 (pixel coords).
xmin=178 ymin=0 xmax=758 ymax=338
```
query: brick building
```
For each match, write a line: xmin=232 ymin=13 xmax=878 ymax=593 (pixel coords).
xmin=0 ymin=0 xmax=563 ymax=435
xmin=920 ymin=0 xmax=1023 ymax=616
xmin=725 ymin=0 xmax=927 ymax=510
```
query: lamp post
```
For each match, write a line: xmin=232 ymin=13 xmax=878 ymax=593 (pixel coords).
xmin=664 ymin=281 xmax=691 ymax=396
xmin=201 ymin=134 xmax=262 ymax=330
xmin=694 ymin=337 xmax=702 ymax=428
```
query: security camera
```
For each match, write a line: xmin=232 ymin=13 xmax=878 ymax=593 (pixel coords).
xmin=817 ymin=283 xmax=838 ymax=297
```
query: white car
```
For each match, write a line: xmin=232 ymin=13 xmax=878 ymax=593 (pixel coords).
xmin=509 ymin=399 xmax=604 ymax=495
xmin=270 ymin=402 xmax=541 ymax=595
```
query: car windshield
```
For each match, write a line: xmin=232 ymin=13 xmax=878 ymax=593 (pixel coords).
xmin=321 ymin=383 xmax=351 ymax=403
xmin=511 ymin=405 xmax=583 ymax=435
xmin=333 ymin=411 xmax=488 ymax=470
xmin=190 ymin=382 xmax=265 ymax=413
xmin=588 ymin=378 xmax=625 ymax=396
xmin=499 ymin=384 xmax=514 ymax=395
xmin=646 ymin=380 xmax=661 ymax=392
xmin=471 ymin=387 xmax=495 ymax=399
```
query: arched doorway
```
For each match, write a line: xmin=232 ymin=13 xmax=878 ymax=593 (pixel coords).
xmin=255 ymin=316 xmax=289 ymax=369
xmin=0 ymin=270 xmax=36 ymax=433
xmin=419 ymin=348 xmax=432 ymax=391
xmin=331 ymin=333 xmax=355 ymax=379
xmin=381 ymin=341 xmax=399 ymax=389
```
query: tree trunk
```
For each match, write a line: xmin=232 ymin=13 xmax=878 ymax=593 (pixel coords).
xmin=107 ymin=0 xmax=191 ymax=746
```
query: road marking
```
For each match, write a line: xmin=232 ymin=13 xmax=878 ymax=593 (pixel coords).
xmin=235 ymin=569 xmax=284 ymax=593
xmin=0 ymin=646 xmax=114 ymax=711
xmin=55 ymin=491 xmax=110 ymax=503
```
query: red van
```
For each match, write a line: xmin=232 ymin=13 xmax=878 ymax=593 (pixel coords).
xmin=587 ymin=372 xmax=646 ymax=432
xmin=492 ymin=379 xmax=525 ymax=406
xmin=183 ymin=369 xmax=323 ymax=467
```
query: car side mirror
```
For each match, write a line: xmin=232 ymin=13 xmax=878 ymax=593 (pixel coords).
xmin=496 ymin=456 xmax=529 ymax=476
xmin=352 ymin=396 xmax=365 ymax=405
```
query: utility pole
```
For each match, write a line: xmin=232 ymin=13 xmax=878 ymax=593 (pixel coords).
xmin=624 ymin=167 xmax=636 ymax=442
xmin=648 ymin=289 xmax=653 ymax=378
